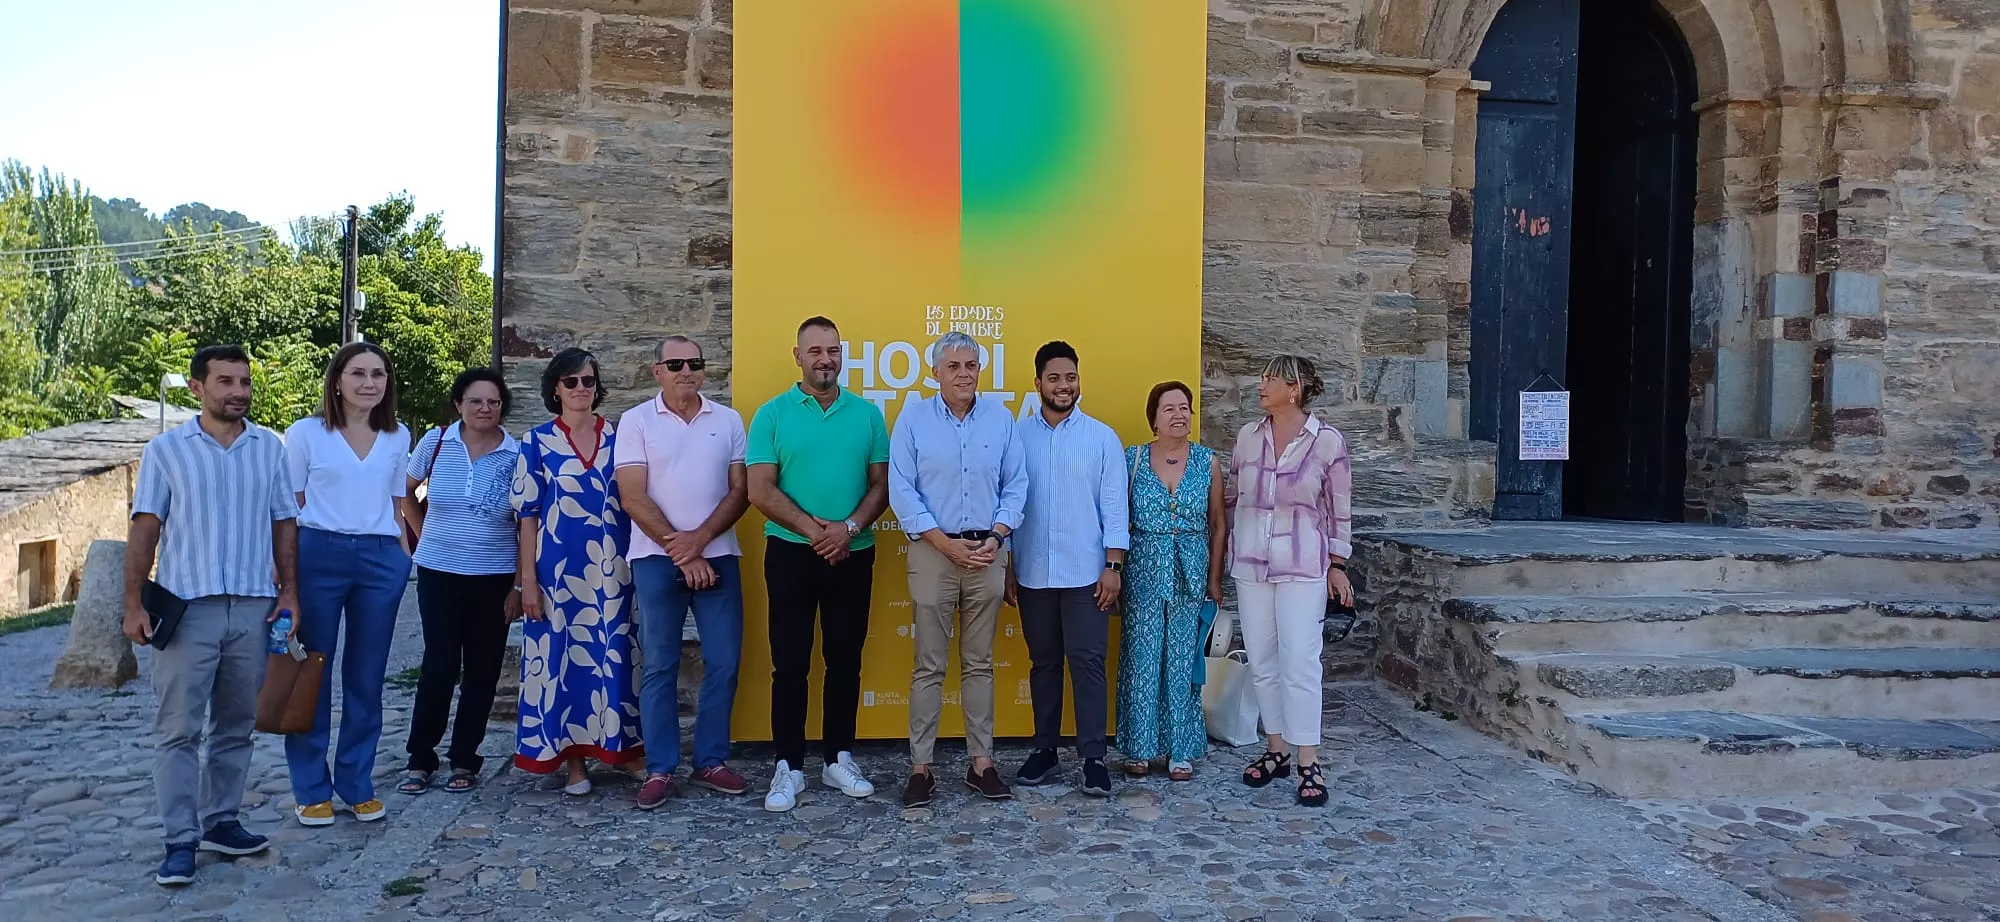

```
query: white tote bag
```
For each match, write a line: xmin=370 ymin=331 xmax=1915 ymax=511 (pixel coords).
xmin=1202 ymin=650 xmax=1260 ymax=747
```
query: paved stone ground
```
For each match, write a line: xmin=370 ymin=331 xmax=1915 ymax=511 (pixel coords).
xmin=0 ymin=587 xmax=1994 ymax=921
xmin=1636 ymin=789 xmax=2000 ymax=922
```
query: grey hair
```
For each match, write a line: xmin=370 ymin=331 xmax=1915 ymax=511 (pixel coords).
xmin=1263 ymin=354 xmax=1325 ymax=406
xmin=931 ymin=332 xmax=981 ymax=367
xmin=655 ymin=335 xmax=700 ymax=361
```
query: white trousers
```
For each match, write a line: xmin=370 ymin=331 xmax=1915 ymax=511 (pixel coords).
xmin=1235 ymin=578 xmax=1326 ymax=747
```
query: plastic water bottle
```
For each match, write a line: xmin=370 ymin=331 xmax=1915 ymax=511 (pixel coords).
xmin=269 ymin=610 xmax=293 ymax=654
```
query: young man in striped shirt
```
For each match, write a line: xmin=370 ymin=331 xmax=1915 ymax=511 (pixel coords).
xmin=123 ymin=344 xmax=300 ymax=886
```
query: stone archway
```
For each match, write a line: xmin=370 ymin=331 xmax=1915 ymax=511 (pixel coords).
xmin=1354 ymin=0 xmax=1931 ymax=525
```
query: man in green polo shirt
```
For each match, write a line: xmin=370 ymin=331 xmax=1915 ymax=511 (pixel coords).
xmin=747 ymin=315 xmax=891 ymax=813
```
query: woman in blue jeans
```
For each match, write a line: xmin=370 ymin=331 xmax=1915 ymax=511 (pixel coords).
xmin=283 ymin=342 xmax=413 ymax=827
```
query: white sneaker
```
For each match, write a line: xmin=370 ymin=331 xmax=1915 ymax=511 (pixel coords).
xmin=764 ymin=761 xmax=806 ymax=813
xmin=822 ymin=751 xmax=875 ymax=798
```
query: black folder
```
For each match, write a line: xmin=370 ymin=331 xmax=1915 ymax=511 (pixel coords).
xmin=141 ymin=580 xmax=188 ymax=650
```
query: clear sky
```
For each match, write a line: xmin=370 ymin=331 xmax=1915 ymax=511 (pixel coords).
xmin=0 ymin=0 xmax=499 ymax=262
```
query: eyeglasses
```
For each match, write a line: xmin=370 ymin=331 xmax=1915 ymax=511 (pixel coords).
xmin=655 ymin=359 xmax=706 ymax=372
xmin=559 ymin=375 xmax=598 ymax=390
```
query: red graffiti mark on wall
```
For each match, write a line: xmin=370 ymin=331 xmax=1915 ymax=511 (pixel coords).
xmin=1512 ymin=208 xmax=1552 ymax=236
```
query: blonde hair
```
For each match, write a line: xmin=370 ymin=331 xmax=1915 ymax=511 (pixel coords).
xmin=1263 ymin=354 xmax=1324 ymax=407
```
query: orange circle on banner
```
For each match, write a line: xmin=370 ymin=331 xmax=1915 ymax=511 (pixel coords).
xmin=832 ymin=11 xmax=961 ymax=229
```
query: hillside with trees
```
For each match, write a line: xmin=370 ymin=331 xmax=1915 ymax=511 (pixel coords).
xmin=0 ymin=160 xmax=491 ymax=438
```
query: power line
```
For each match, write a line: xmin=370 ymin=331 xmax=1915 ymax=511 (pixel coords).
xmin=0 ymin=224 xmax=267 ymax=259
xmin=0 ymin=236 xmax=274 ymax=276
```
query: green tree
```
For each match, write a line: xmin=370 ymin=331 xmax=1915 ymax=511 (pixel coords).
xmin=351 ymin=194 xmax=493 ymax=427
xmin=162 ymin=202 xmax=255 ymax=232
xmin=0 ymin=177 xmax=55 ymax=437
xmin=0 ymin=172 xmax=492 ymax=439
xmin=126 ymin=223 xmax=333 ymax=349
xmin=2 ymin=162 xmax=130 ymax=378
xmin=90 ymin=196 xmax=164 ymax=246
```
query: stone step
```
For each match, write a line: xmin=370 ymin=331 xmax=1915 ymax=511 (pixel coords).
xmin=1560 ymin=710 xmax=2000 ymax=798
xmin=1516 ymin=647 xmax=2000 ymax=720
xmin=1447 ymin=592 xmax=2000 ymax=654
xmin=1362 ymin=523 xmax=2000 ymax=597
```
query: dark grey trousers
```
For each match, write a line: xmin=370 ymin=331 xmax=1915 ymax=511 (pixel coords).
xmin=1017 ymin=585 xmax=1109 ymax=759
xmin=155 ymin=595 xmax=269 ymax=846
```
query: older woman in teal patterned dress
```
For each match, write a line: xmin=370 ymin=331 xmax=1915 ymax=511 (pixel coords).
xmin=511 ymin=349 xmax=644 ymax=795
xmin=1117 ymin=381 xmax=1227 ymax=780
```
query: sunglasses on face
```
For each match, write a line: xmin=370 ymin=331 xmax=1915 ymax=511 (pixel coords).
xmin=655 ymin=359 xmax=706 ymax=372
xmin=560 ymin=375 xmax=598 ymax=390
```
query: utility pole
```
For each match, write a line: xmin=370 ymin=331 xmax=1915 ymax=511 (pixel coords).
xmin=340 ymin=205 xmax=360 ymax=344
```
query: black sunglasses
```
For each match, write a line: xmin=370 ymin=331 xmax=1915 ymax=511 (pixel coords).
xmin=559 ymin=375 xmax=598 ymax=390
xmin=655 ymin=359 xmax=706 ymax=372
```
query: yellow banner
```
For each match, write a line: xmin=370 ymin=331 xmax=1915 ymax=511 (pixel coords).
xmin=730 ymin=0 xmax=1207 ymax=742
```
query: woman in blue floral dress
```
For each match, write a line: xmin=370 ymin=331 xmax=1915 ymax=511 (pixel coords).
xmin=1117 ymin=382 xmax=1226 ymax=780
xmin=512 ymin=348 xmax=643 ymax=794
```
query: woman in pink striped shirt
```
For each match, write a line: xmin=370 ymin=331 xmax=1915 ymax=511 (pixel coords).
xmin=1226 ymin=354 xmax=1354 ymax=808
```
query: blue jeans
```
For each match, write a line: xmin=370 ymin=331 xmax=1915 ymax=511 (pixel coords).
xmin=287 ymin=528 xmax=411 ymax=806
xmin=632 ymin=554 xmax=743 ymax=776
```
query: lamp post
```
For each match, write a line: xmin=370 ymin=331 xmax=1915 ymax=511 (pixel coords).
xmin=159 ymin=373 xmax=187 ymax=433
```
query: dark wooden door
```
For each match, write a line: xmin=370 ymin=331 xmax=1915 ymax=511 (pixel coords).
xmin=1469 ymin=0 xmax=1581 ymax=521
xmin=1563 ymin=2 xmax=1696 ymax=522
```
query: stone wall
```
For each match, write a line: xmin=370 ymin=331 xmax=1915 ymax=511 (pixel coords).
xmin=0 ymin=420 xmax=156 ymax=619
xmin=500 ymin=0 xmax=2000 ymax=530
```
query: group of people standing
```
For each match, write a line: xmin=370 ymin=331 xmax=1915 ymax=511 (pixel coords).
xmin=121 ymin=317 xmax=1354 ymax=889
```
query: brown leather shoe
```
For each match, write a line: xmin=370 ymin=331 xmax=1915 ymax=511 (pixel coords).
xmin=902 ymin=771 xmax=937 ymax=808
xmin=964 ymin=765 xmax=1014 ymax=800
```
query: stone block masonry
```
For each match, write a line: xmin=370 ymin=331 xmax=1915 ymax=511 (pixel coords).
xmin=0 ymin=418 xmax=162 ymax=620
xmin=501 ymin=0 xmax=2000 ymax=530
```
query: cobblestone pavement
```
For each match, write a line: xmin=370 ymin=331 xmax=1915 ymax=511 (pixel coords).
xmin=1637 ymin=789 xmax=2000 ymax=922
xmin=0 ymin=595 xmax=1992 ymax=921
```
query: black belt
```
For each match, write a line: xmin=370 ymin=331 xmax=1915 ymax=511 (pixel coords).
xmin=943 ymin=530 xmax=995 ymax=541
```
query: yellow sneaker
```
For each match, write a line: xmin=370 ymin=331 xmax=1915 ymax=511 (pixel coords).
xmin=295 ymin=802 xmax=335 ymax=827
xmin=348 ymin=799 xmax=387 ymax=823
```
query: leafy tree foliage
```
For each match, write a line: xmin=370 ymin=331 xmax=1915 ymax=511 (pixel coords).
xmin=0 ymin=163 xmax=492 ymax=437
xmin=163 ymin=202 xmax=256 ymax=232
xmin=90 ymin=196 xmax=165 ymax=246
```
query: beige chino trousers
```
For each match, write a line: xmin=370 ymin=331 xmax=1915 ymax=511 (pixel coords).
xmin=906 ymin=538 xmax=1007 ymax=765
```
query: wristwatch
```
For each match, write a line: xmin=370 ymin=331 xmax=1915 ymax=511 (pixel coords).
xmin=1105 ymin=561 xmax=1123 ymax=573
xmin=844 ymin=518 xmax=860 ymax=538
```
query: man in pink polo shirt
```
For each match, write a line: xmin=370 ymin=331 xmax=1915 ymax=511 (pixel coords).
xmin=613 ymin=336 xmax=751 ymax=810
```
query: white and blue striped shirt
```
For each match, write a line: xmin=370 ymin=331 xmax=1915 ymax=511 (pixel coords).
xmin=409 ymin=423 xmax=521 ymax=576
xmin=131 ymin=417 xmax=298 ymax=600
xmin=1013 ymin=408 xmax=1131 ymax=590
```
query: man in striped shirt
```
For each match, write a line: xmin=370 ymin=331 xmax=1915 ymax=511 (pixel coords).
xmin=122 ymin=344 xmax=300 ymax=887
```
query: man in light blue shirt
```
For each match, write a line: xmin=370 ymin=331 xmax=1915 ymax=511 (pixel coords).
xmin=1006 ymin=340 xmax=1129 ymax=797
xmin=888 ymin=332 xmax=1027 ymax=807
xmin=122 ymin=345 xmax=300 ymax=887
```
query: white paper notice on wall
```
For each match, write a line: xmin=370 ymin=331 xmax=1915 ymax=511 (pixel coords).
xmin=1519 ymin=390 xmax=1571 ymax=461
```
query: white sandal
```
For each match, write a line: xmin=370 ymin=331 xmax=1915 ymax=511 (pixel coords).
xmin=563 ymin=775 xmax=592 ymax=796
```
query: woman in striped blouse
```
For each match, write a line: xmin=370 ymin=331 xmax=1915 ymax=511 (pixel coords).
xmin=398 ymin=368 xmax=523 ymax=795
xmin=1226 ymin=354 xmax=1354 ymax=808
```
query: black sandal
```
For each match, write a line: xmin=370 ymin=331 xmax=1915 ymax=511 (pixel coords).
xmin=1297 ymin=763 xmax=1328 ymax=807
xmin=444 ymin=769 xmax=478 ymax=793
xmin=397 ymin=770 xmax=432 ymax=796
xmin=1241 ymin=751 xmax=1292 ymax=788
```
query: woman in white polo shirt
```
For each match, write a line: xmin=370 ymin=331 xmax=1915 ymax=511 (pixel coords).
xmin=283 ymin=342 xmax=414 ymax=827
